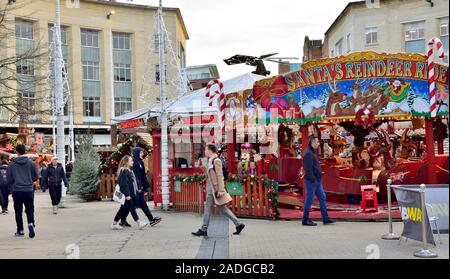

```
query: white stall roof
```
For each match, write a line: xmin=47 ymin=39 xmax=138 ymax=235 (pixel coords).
xmin=166 ymin=72 xmax=265 ymax=116
xmin=111 ymin=72 xmax=265 ymax=123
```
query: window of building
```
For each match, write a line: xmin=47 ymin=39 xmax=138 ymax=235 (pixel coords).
xmin=17 ymin=91 xmax=35 ymax=114
xmin=335 ymin=38 xmax=343 ymax=56
xmin=346 ymin=34 xmax=351 ymax=53
xmin=81 ymin=29 xmax=99 ymax=47
xmin=404 ymin=21 xmax=425 ymax=54
xmin=155 ymin=64 xmax=168 ymax=83
xmin=16 ymin=59 xmax=34 ymax=75
xmin=179 ymin=42 xmax=185 ymax=68
xmin=48 ymin=25 xmax=68 ymax=45
xmin=114 ymin=63 xmax=131 ymax=82
xmin=331 ymin=50 xmax=334 ymax=57
xmin=15 ymin=19 xmax=33 ymax=40
xmin=113 ymin=32 xmax=131 ymax=50
xmin=365 ymin=27 xmax=378 ymax=45
xmin=83 ymin=96 xmax=101 ymax=117
xmin=114 ymin=97 xmax=132 ymax=117
xmin=82 ymin=61 xmax=100 ymax=80
xmin=440 ymin=17 xmax=449 ymax=63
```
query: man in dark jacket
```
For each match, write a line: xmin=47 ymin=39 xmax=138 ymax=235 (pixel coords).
xmin=42 ymin=157 xmax=69 ymax=214
xmin=120 ymin=147 xmax=161 ymax=227
xmin=302 ymin=136 xmax=335 ymax=226
xmin=7 ymin=144 xmax=38 ymax=238
xmin=0 ymin=160 xmax=10 ymax=214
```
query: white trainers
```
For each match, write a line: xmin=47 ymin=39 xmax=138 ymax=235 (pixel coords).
xmin=111 ymin=223 xmax=124 ymax=230
xmin=138 ymin=221 xmax=149 ymax=230
xmin=53 ymin=206 xmax=58 ymax=215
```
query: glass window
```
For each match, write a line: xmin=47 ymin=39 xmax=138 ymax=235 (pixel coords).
xmin=112 ymin=32 xmax=131 ymax=50
xmin=114 ymin=97 xmax=132 ymax=116
xmin=404 ymin=21 xmax=425 ymax=41
xmin=81 ymin=29 xmax=99 ymax=47
xmin=179 ymin=42 xmax=185 ymax=68
xmin=365 ymin=27 xmax=378 ymax=45
xmin=83 ymin=96 xmax=101 ymax=117
xmin=17 ymin=91 xmax=35 ymax=114
xmin=15 ymin=19 xmax=33 ymax=40
xmin=174 ymin=143 xmax=192 ymax=168
xmin=335 ymin=38 xmax=343 ymax=56
xmin=16 ymin=59 xmax=34 ymax=75
xmin=155 ymin=64 xmax=168 ymax=83
xmin=82 ymin=61 xmax=100 ymax=80
xmin=48 ymin=25 xmax=68 ymax=45
xmin=441 ymin=17 xmax=449 ymax=63
xmin=404 ymin=21 xmax=425 ymax=54
xmin=114 ymin=63 xmax=131 ymax=82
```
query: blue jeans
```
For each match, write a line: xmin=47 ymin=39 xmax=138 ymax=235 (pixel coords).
xmin=302 ymin=179 xmax=329 ymax=222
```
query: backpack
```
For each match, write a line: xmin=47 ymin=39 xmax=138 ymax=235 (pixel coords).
xmin=213 ymin=157 xmax=229 ymax=181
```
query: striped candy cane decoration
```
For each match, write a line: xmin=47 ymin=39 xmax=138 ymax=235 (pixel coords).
xmin=205 ymin=79 xmax=225 ymax=132
xmin=427 ymin=37 xmax=444 ymax=118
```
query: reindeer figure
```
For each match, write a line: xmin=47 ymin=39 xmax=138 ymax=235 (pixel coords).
xmin=398 ymin=129 xmax=418 ymax=160
xmin=350 ymin=79 xmax=389 ymax=114
xmin=325 ymin=78 xmax=356 ymax=117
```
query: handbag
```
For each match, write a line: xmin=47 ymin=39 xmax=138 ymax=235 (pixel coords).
xmin=113 ymin=184 xmax=125 ymax=205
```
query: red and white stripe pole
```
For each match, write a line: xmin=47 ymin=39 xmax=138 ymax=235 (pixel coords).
xmin=427 ymin=37 xmax=444 ymax=118
xmin=205 ymin=79 xmax=225 ymax=141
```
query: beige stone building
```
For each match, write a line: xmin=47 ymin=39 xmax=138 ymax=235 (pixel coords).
xmin=322 ymin=0 xmax=448 ymax=63
xmin=0 ymin=0 xmax=189 ymax=146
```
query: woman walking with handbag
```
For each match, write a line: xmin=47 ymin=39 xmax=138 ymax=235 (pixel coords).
xmin=111 ymin=155 xmax=148 ymax=230
xmin=192 ymin=144 xmax=245 ymax=237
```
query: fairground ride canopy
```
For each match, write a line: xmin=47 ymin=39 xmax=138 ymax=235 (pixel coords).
xmin=248 ymin=51 xmax=449 ymax=125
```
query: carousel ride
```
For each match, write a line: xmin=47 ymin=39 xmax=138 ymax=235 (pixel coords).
xmin=221 ymin=51 xmax=449 ymax=220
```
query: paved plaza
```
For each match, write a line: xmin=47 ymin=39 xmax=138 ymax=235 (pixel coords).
xmin=0 ymin=192 xmax=447 ymax=259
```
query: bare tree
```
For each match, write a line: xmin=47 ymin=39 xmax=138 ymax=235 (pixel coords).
xmin=0 ymin=1 xmax=50 ymax=124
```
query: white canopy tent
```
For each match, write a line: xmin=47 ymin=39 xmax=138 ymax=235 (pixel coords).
xmin=165 ymin=72 xmax=265 ymax=116
xmin=111 ymin=72 xmax=265 ymax=123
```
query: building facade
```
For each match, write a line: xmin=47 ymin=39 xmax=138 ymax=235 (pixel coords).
xmin=186 ymin=64 xmax=220 ymax=91
xmin=322 ymin=0 xmax=448 ymax=63
xmin=302 ymin=36 xmax=323 ymax=62
xmin=0 ymin=0 xmax=189 ymax=146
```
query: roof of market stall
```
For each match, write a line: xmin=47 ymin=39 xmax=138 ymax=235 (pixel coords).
xmin=111 ymin=72 xmax=265 ymax=124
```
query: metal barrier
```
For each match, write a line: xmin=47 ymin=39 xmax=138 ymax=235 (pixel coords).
xmin=381 ymin=179 xmax=400 ymax=240
xmin=384 ymin=182 xmax=438 ymax=258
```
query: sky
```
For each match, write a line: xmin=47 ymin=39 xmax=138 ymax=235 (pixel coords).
xmin=121 ymin=0 xmax=352 ymax=80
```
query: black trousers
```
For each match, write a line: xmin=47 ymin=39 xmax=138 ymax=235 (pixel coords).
xmin=48 ymin=184 xmax=62 ymax=206
xmin=121 ymin=191 xmax=153 ymax=222
xmin=114 ymin=198 xmax=139 ymax=222
xmin=12 ymin=191 xmax=35 ymax=231
xmin=1 ymin=186 xmax=9 ymax=210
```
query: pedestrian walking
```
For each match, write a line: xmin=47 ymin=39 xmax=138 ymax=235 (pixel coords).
xmin=302 ymin=136 xmax=336 ymax=226
xmin=120 ymin=147 xmax=161 ymax=228
xmin=192 ymin=144 xmax=245 ymax=237
xmin=6 ymin=144 xmax=38 ymax=238
xmin=0 ymin=160 xmax=10 ymax=214
xmin=111 ymin=155 xmax=149 ymax=230
xmin=39 ymin=161 xmax=48 ymax=192
xmin=41 ymin=157 xmax=69 ymax=214
xmin=65 ymin=161 xmax=73 ymax=183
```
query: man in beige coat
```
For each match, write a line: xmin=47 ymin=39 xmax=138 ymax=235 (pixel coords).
xmin=192 ymin=144 xmax=245 ymax=237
